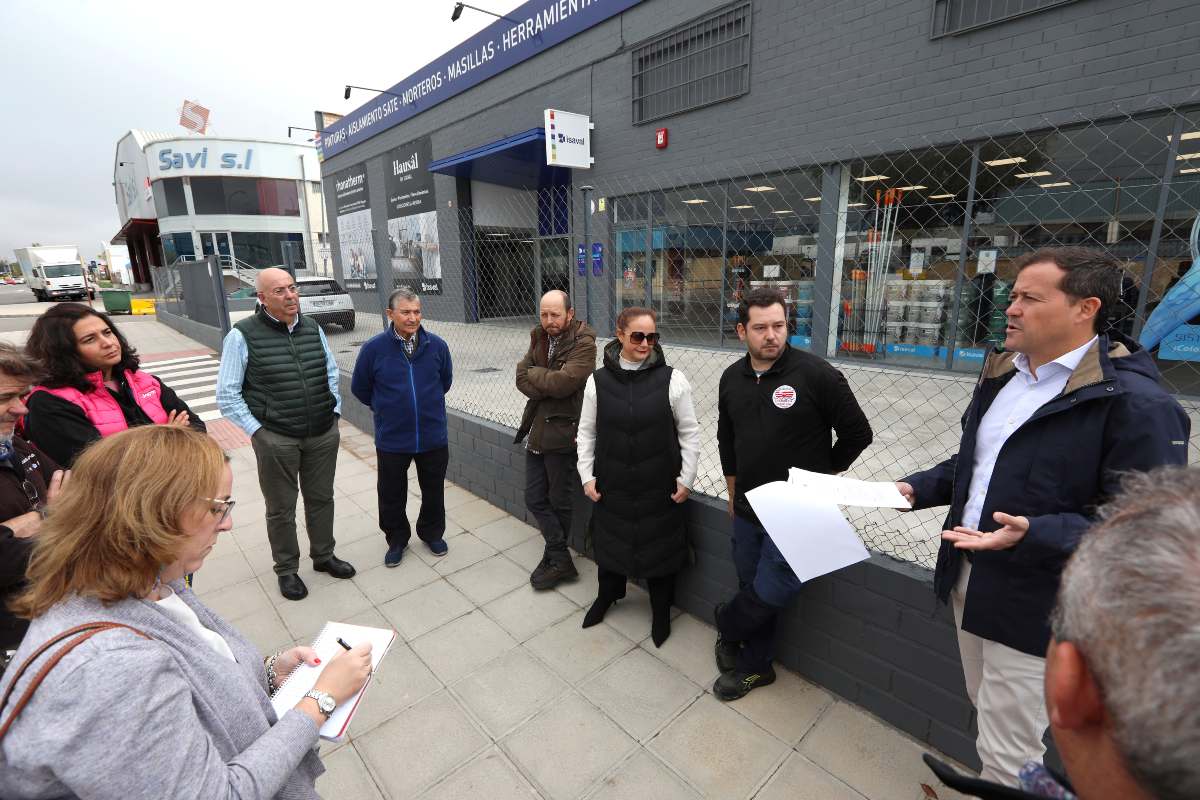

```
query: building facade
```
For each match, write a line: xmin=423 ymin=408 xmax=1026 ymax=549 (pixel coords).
xmin=112 ymin=131 xmax=330 ymax=290
xmin=319 ymin=0 xmax=1200 ymax=389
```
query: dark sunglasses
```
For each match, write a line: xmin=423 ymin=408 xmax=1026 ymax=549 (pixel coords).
xmin=628 ymin=331 xmax=660 ymax=344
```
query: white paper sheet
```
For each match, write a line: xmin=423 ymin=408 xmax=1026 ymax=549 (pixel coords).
xmin=270 ymin=621 xmax=396 ymax=742
xmin=746 ymin=481 xmax=870 ymax=583
xmin=787 ymin=467 xmax=911 ymax=509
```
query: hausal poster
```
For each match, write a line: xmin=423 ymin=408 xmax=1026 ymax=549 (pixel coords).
xmin=334 ymin=163 xmax=376 ymax=291
xmin=385 ymin=136 xmax=442 ymax=295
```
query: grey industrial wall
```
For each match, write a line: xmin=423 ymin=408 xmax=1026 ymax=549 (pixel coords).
xmin=322 ymin=0 xmax=1200 ymax=210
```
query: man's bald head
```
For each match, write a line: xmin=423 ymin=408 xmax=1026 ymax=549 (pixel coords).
xmin=256 ymin=268 xmax=299 ymax=324
xmin=539 ymin=290 xmax=574 ymax=336
xmin=256 ymin=267 xmax=293 ymax=293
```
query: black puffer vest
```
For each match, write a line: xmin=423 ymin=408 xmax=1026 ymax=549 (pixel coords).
xmin=234 ymin=306 xmax=336 ymax=438
xmin=591 ymin=339 xmax=687 ymax=578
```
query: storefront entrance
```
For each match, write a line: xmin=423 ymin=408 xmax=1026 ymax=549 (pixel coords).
xmin=199 ymin=232 xmax=234 ymax=267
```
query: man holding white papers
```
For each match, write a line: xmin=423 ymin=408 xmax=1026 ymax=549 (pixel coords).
xmin=897 ymin=248 xmax=1189 ymax=787
xmin=713 ymin=288 xmax=873 ymax=701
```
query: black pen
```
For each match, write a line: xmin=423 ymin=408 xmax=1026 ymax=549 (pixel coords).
xmin=336 ymin=637 xmax=352 ymax=651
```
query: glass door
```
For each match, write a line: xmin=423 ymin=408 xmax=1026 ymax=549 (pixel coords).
xmin=199 ymin=232 xmax=233 ymax=268
xmin=536 ymin=237 xmax=571 ymax=298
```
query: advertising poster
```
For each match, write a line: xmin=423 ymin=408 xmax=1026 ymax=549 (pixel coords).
xmin=334 ymin=163 xmax=375 ymax=290
xmin=385 ymin=136 xmax=442 ymax=295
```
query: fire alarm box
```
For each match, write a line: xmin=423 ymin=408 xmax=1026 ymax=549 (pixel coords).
xmin=655 ymin=128 xmax=668 ymax=149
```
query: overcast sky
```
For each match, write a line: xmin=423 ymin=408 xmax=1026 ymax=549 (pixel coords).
xmin=0 ymin=0 xmax=525 ymax=260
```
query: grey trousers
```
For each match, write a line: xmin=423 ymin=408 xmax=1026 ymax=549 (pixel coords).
xmin=251 ymin=422 xmax=340 ymax=575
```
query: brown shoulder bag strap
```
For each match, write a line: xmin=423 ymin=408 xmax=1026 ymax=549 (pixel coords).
xmin=0 ymin=622 xmax=151 ymax=742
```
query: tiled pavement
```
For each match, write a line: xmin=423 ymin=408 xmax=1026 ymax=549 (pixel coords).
xmin=199 ymin=424 xmax=969 ymax=800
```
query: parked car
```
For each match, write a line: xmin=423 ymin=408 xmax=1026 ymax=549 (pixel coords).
xmin=296 ymin=277 xmax=355 ymax=330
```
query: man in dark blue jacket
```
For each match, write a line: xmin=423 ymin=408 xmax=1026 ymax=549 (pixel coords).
xmin=897 ymin=247 xmax=1190 ymax=787
xmin=351 ymin=287 xmax=454 ymax=567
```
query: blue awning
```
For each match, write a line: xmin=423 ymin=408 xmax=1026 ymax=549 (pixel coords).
xmin=428 ymin=128 xmax=572 ymax=190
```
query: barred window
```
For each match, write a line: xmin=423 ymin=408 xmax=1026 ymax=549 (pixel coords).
xmin=632 ymin=1 xmax=750 ymax=125
xmin=931 ymin=0 xmax=1082 ymax=38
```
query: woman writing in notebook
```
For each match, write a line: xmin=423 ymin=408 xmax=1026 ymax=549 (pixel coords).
xmin=0 ymin=425 xmax=372 ymax=799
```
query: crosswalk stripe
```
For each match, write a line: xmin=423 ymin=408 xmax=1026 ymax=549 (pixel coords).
xmin=174 ymin=386 xmax=217 ymax=401
xmin=164 ymin=374 xmax=223 ymax=389
xmin=141 ymin=355 xmax=214 ymax=369
xmin=198 ymin=409 xmax=224 ymax=422
xmin=152 ymin=365 xmax=221 ymax=380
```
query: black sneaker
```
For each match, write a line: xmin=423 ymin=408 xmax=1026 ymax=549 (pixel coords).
xmin=712 ymin=664 xmax=776 ymax=701
xmin=530 ymin=554 xmax=578 ymax=590
xmin=713 ymin=603 xmax=740 ymax=673
xmin=384 ymin=543 xmax=406 ymax=568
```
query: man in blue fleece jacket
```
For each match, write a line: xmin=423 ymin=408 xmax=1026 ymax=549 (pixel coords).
xmin=351 ymin=287 xmax=453 ymax=567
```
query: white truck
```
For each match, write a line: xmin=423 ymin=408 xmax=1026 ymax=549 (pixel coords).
xmin=14 ymin=246 xmax=88 ymax=302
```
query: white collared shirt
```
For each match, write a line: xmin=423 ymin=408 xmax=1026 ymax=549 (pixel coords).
xmin=961 ymin=336 xmax=1098 ymax=530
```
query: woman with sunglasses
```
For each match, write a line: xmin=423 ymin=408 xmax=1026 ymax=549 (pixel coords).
xmin=22 ymin=303 xmax=205 ymax=467
xmin=576 ymin=307 xmax=700 ymax=647
xmin=0 ymin=426 xmax=373 ymax=798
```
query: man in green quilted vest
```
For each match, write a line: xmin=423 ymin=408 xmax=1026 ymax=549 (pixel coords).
xmin=216 ymin=268 xmax=357 ymax=601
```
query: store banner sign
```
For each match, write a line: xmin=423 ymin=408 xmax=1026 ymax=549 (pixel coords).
xmin=386 ymin=136 xmax=442 ymax=295
xmin=1158 ymin=324 xmax=1200 ymax=361
xmin=334 ymin=163 xmax=376 ymax=290
xmin=319 ymin=0 xmax=644 ymax=160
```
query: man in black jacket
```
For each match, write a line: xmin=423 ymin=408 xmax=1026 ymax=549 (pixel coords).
xmin=714 ymin=288 xmax=873 ymax=700
xmin=898 ymin=247 xmax=1190 ymax=786
xmin=0 ymin=343 xmax=66 ymax=670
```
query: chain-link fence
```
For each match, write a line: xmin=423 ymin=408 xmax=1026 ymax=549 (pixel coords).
xmin=323 ymin=100 xmax=1200 ymax=570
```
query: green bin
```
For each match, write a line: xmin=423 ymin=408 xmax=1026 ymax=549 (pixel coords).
xmin=99 ymin=289 xmax=133 ymax=315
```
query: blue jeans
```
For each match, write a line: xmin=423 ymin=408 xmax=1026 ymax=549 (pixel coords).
xmin=719 ymin=516 xmax=804 ymax=672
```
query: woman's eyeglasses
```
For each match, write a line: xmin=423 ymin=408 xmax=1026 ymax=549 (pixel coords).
xmin=205 ymin=497 xmax=236 ymax=524
xmin=628 ymin=331 xmax=660 ymax=344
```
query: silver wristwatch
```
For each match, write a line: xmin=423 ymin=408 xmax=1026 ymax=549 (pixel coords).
xmin=303 ymin=689 xmax=336 ymax=718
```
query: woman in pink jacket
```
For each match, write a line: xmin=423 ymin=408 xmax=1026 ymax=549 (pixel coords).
xmin=23 ymin=303 xmax=205 ymax=467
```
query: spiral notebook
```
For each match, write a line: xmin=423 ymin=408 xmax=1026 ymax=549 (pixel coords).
xmin=270 ymin=621 xmax=396 ymax=742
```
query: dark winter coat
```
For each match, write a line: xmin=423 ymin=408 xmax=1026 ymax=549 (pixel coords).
xmin=0 ymin=437 xmax=58 ymax=650
xmin=351 ymin=325 xmax=453 ymax=454
xmin=514 ymin=319 xmax=597 ymax=453
xmin=903 ymin=332 xmax=1190 ymax=657
xmin=590 ymin=340 xmax=687 ymax=578
xmin=717 ymin=344 xmax=874 ymax=524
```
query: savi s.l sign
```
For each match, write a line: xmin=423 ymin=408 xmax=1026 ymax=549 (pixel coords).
xmin=320 ymin=0 xmax=645 ymax=161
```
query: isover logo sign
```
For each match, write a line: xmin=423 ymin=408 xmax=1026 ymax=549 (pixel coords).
xmin=556 ymin=132 xmax=584 ymax=146
xmin=158 ymin=147 xmax=254 ymax=171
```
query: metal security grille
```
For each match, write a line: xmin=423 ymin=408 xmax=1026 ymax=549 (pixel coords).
xmin=931 ymin=0 xmax=1082 ymax=38
xmin=631 ymin=1 xmax=750 ymax=125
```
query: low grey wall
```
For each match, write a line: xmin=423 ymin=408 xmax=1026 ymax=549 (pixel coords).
xmin=156 ymin=309 xmax=225 ymax=353
xmin=336 ymin=373 xmax=985 ymax=769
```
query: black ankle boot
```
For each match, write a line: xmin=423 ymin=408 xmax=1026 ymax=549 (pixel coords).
xmin=651 ymin=608 xmax=671 ymax=647
xmin=582 ymin=596 xmax=617 ymax=628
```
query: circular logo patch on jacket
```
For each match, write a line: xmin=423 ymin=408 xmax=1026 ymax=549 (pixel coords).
xmin=772 ymin=385 xmax=797 ymax=409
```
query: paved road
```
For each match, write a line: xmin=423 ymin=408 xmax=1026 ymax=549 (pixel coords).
xmin=0 ymin=283 xmax=46 ymax=306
